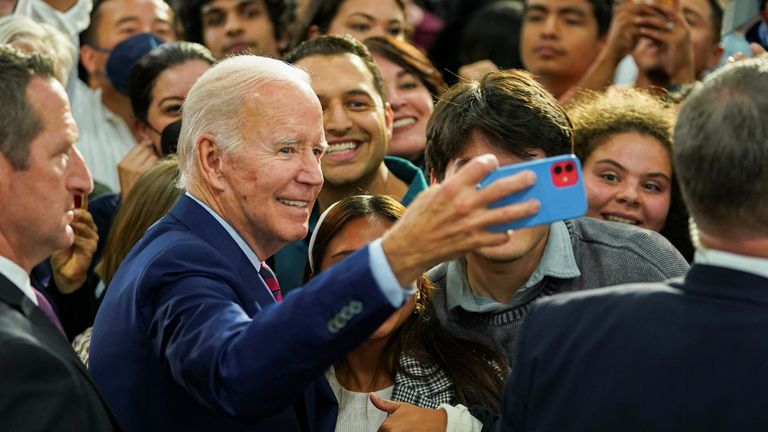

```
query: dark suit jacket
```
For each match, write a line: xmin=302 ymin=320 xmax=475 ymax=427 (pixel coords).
xmin=496 ymin=264 xmax=768 ymax=432
xmin=0 ymin=273 xmax=119 ymax=431
xmin=89 ymin=195 xmax=398 ymax=431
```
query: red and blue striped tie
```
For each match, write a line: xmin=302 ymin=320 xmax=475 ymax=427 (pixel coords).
xmin=259 ymin=263 xmax=282 ymax=302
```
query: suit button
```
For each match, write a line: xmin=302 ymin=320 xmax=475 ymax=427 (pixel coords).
xmin=349 ymin=300 xmax=363 ymax=314
xmin=327 ymin=320 xmax=341 ymax=333
xmin=340 ymin=305 xmax=354 ymax=320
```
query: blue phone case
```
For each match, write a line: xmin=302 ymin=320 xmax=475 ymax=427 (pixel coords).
xmin=478 ymin=154 xmax=587 ymax=232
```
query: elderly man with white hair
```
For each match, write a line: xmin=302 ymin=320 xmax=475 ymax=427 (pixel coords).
xmin=88 ymin=53 xmax=542 ymax=432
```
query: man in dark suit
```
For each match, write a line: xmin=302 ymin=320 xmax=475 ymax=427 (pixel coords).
xmin=496 ymin=57 xmax=768 ymax=431
xmin=88 ymin=54 xmax=542 ymax=431
xmin=0 ymin=46 xmax=119 ymax=430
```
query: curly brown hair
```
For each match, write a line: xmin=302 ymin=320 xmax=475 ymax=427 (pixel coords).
xmin=567 ymin=88 xmax=675 ymax=165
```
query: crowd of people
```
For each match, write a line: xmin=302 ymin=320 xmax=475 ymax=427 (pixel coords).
xmin=0 ymin=0 xmax=767 ymax=431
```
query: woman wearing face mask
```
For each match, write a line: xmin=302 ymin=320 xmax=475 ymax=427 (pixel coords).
xmin=364 ymin=35 xmax=446 ymax=174
xmin=116 ymin=41 xmax=215 ymax=195
xmin=309 ymin=195 xmax=507 ymax=432
xmin=292 ymin=0 xmax=407 ymax=49
xmin=69 ymin=42 xmax=216 ymax=340
xmin=567 ymin=88 xmax=692 ymax=259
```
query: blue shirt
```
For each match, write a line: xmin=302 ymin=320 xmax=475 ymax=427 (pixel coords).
xmin=448 ymin=221 xmax=581 ymax=313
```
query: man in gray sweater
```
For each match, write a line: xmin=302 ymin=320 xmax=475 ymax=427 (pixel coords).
xmin=424 ymin=69 xmax=689 ymax=365
xmin=370 ymin=69 xmax=689 ymax=431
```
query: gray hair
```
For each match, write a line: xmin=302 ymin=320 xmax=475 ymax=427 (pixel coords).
xmin=177 ymin=55 xmax=312 ymax=188
xmin=673 ymin=57 xmax=768 ymax=236
xmin=0 ymin=15 xmax=74 ymax=85
xmin=0 ymin=44 xmax=57 ymax=169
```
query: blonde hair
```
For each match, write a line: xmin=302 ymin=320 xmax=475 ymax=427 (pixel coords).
xmin=0 ymin=15 xmax=74 ymax=85
xmin=96 ymin=158 xmax=183 ymax=286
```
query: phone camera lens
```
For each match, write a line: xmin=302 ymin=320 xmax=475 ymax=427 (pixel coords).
xmin=554 ymin=166 xmax=563 ymax=175
xmin=565 ymin=164 xmax=574 ymax=172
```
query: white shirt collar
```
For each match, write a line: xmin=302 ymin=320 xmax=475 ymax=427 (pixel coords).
xmin=694 ymin=248 xmax=768 ymax=280
xmin=0 ymin=255 xmax=37 ymax=305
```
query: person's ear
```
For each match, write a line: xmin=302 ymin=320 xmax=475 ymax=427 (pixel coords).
xmin=133 ymin=119 xmax=153 ymax=146
xmin=383 ymin=101 xmax=394 ymax=141
xmin=277 ymin=31 xmax=290 ymax=52
xmin=306 ymin=24 xmax=322 ymax=40
xmin=429 ymin=170 xmax=439 ymax=185
xmin=196 ymin=135 xmax=227 ymax=192
xmin=706 ymin=43 xmax=725 ymax=72
xmin=79 ymin=45 xmax=100 ymax=77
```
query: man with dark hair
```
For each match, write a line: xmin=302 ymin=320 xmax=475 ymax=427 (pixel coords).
xmin=272 ymin=35 xmax=428 ymax=290
xmin=88 ymin=51 xmax=542 ymax=430
xmin=423 ymin=68 xmax=687 ymax=367
xmin=177 ymin=0 xmax=296 ymax=59
xmin=0 ymin=45 xmax=118 ymax=431
xmin=367 ymin=68 xmax=688 ymax=431
xmin=520 ymin=0 xmax=612 ymax=100
xmin=494 ymin=56 xmax=768 ymax=432
xmin=580 ymin=0 xmax=724 ymax=92
xmin=76 ymin=0 xmax=177 ymax=191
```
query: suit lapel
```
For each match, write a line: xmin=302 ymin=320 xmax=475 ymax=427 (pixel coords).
xmin=169 ymin=195 xmax=277 ymax=307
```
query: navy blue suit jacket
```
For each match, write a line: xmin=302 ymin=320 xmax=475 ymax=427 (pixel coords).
xmin=497 ymin=264 xmax=768 ymax=431
xmin=0 ymin=274 xmax=119 ymax=431
xmin=90 ymin=195 xmax=397 ymax=431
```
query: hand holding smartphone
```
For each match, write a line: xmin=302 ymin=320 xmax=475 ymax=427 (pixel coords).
xmin=478 ymin=154 xmax=587 ymax=232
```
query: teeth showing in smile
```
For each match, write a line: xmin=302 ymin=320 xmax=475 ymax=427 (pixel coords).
xmin=327 ymin=142 xmax=358 ymax=154
xmin=279 ymin=199 xmax=308 ymax=208
xmin=605 ymin=215 xmax=638 ymax=225
xmin=393 ymin=118 xmax=416 ymax=128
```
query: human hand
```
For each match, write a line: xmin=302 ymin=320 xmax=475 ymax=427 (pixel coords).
xmin=370 ymin=393 xmax=447 ymax=432
xmin=751 ymin=42 xmax=767 ymax=58
xmin=458 ymin=60 xmax=500 ymax=82
xmin=602 ymin=0 xmax=645 ymax=63
xmin=382 ymin=154 xmax=539 ymax=286
xmin=118 ymin=144 xmax=159 ymax=198
xmin=51 ymin=209 xmax=98 ymax=294
xmin=634 ymin=0 xmax=695 ymax=84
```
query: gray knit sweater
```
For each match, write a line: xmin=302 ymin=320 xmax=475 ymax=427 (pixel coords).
xmin=428 ymin=218 xmax=690 ymax=367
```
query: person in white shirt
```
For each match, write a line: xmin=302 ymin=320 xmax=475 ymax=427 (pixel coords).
xmin=74 ymin=0 xmax=176 ymax=191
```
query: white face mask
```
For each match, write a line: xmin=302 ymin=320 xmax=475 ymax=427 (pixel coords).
xmin=16 ymin=0 xmax=92 ymax=38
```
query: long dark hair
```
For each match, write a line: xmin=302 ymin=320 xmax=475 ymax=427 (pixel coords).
xmin=364 ymin=35 xmax=447 ymax=100
xmin=309 ymin=195 xmax=508 ymax=411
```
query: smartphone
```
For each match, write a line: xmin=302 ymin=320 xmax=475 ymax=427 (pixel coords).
xmin=478 ymin=154 xmax=587 ymax=232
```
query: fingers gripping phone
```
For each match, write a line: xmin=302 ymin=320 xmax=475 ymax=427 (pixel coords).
xmin=478 ymin=154 xmax=587 ymax=232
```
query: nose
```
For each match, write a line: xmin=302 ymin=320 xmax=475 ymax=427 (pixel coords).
xmin=296 ymin=148 xmax=324 ymax=187
xmin=68 ymin=147 xmax=94 ymax=196
xmin=387 ymin=86 xmax=405 ymax=111
xmin=224 ymin=13 xmax=243 ymax=36
xmin=323 ymin=102 xmax=353 ymax=135
xmin=616 ymin=182 xmax=641 ymax=206
xmin=542 ymin=15 xmax=558 ymax=37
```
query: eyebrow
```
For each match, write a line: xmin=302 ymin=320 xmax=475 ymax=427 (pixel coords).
xmin=202 ymin=0 xmax=257 ymax=14
xmin=682 ymin=7 xmax=704 ymax=21
xmin=349 ymin=12 xmax=375 ymax=21
xmin=594 ymin=159 xmax=671 ymax=182
xmin=345 ymin=88 xmax=377 ymax=101
xmin=158 ymin=96 xmax=183 ymax=106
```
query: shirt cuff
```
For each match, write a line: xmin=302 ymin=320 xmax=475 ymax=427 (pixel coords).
xmin=369 ymin=238 xmax=415 ymax=308
xmin=439 ymin=404 xmax=483 ymax=432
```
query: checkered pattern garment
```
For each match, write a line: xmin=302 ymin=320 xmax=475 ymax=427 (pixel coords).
xmin=391 ymin=352 xmax=456 ymax=409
